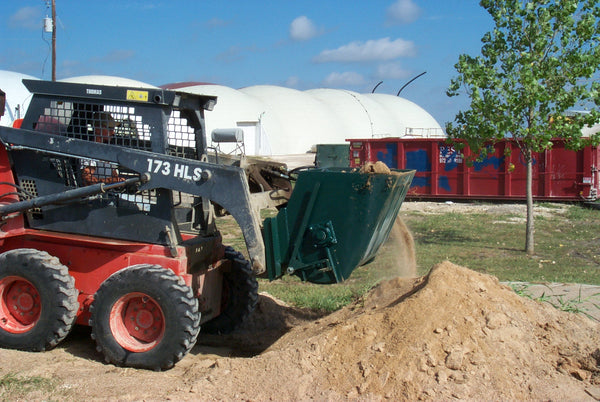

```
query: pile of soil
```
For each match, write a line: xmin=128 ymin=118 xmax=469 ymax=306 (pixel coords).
xmin=179 ymin=261 xmax=600 ymax=401
xmin=359 ymin=161 xmax=392 ymax=174
xmin=2 ymin=261 xmax=599 ymax=400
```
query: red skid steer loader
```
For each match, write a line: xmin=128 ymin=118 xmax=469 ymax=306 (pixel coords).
xmin=0 ymin=80 xmax=414 ymax=370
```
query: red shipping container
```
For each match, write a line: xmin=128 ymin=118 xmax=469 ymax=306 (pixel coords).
xmin=348 ymin=138 xmax=599 ymax=201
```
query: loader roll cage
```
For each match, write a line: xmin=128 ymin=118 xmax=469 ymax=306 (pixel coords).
xmin=0 ymin=79 xmax=266 ymax=272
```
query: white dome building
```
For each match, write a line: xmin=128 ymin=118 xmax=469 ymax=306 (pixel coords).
xmin=365 ymin=93 xmax=444 ymax=138
xmin=175 ymin=84 xmax=445 ymax=156
xmin=0 ymin=70 xmax=38 ymax=127
xmin=171 ymin=84 xmax=271 ymax=155
xmin=305 ymin=89 xmax=379 ymax=138
xmin=239 ymin=85 xmax=345 ymax=156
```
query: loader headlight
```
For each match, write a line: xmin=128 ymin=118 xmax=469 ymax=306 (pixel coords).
xmin=204 ymin=99 xmax=216 ymax=111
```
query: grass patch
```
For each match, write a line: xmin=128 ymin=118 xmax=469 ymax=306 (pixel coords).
xmin=402 ymin=204 xmax=600 ymax=284
xmin=509 ymin=283 xmax=600 ymax=321
xmin=0 ymin=373 xmax=57 ymax=400
xmin=257 ymin=275 xmax=368 ymax=312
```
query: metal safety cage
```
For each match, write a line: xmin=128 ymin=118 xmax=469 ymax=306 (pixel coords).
xmin=7 ymin=79 xmax=215 ymax=244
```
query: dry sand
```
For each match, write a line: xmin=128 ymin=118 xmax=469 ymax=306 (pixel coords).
xmin=1 ymin=261 xmax=599 ymax=401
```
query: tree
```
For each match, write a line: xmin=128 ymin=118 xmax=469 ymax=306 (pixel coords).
xmin=446 ymin=0 xmax=600 ymax=255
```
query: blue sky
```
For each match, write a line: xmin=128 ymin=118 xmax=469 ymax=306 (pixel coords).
xmin=0 ymin=0 xmax=492 ymax=127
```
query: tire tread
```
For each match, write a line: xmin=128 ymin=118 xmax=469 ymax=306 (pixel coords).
xmin=90 ymin=264 xmax=200 ymax=370
xmin=0 ymin=248 xmax=78 ymax=351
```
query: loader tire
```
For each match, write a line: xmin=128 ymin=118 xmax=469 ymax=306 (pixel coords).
xmin=0 ymin=248 xmax=78 ymax=351
xmin=201 ymin=247 xmax=258 ymax=334
xmin=90 ymin=265 xmax=200 ymax=371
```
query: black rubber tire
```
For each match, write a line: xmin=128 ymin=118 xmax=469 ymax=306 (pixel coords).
xmin=89 ymin=264 xmax=200 ymax=370
xmin=201 ymin=247 xmax=258 ymax=334
xmin=0 ymin=248 xmax=79 ymax=351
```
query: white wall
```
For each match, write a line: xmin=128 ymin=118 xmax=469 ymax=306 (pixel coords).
xmin=0 ymin=70 xmax=38 ymax=127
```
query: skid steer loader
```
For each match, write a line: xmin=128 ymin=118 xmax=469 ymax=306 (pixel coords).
xmin=0 ymin=79 xmax=414 ymax=370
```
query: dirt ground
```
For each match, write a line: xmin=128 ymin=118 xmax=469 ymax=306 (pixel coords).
xmin=1 ymin=202 xmax=600 ymax=401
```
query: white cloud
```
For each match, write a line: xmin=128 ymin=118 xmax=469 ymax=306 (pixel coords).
xmin=386 ymin=0 xmax=421 ymax=25
xmin=9 ymin=7 xmax=42 ymax=30
xmin=376 ymin=62 xmax=411 ymax=80
xmin=322 ymin=71 xmax=366 ymax=87
xmin=289 ymin=16 xmax=320 ymax=41
xmin=314 ymin=37 xmax=416 ymax=63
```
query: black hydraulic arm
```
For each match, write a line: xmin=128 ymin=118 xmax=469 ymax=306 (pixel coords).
xmin=0 ymin=176 xmax=144 ymax=217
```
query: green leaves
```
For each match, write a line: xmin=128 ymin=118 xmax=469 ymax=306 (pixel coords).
xmin=449 ymin=0 xmax=600 ymax=153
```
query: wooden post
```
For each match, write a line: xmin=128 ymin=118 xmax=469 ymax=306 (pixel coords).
xmin=52 ymin=0 xmax=56 ymax=81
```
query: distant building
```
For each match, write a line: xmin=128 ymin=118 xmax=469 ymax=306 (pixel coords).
xmin=0 ymin=71 xmax=446 ymax=155
xmin=167 ymin=83 xmax=445 ymax=156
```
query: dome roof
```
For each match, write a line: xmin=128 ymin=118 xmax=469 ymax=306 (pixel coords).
xmin=169 ymin=83 xmax=445 ymax=156
xmin=176 ymin=84 xmax=269 ymax=154
xmin=582 ymin=122 xmax=600 ymax=137
xmin=179 ymin=84 xmax=265 ymax=124
xmin=304 ymin=89 xmax=374 ymax=138
xmin=60 ymin=75 xmax=158 ymax=88
xmin=305 ymin=89 xmax=410 ymax=138
xmin=365 ymin=93 xmax=444 ymax=138
xmin=240 ymin=85 xmax=343 ymax=155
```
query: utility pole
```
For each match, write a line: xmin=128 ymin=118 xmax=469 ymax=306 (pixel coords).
xmin=51 ymin=0 xmax=56 ymax=81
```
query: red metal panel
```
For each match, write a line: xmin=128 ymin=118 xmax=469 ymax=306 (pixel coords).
xmin=0 ymin=146 xmax=25 ymax=235
xmin=348 ymin=137 xmax=599 ymax=201
xmin=1 ymin=230 xmax=191 ymax=325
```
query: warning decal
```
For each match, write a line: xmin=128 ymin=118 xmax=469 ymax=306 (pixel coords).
xmin=126 ymin=90 xmax=149 ymax=102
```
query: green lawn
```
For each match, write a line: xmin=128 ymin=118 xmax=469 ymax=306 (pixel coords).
xmin=403 ymin=204 xmax=600 ymax=284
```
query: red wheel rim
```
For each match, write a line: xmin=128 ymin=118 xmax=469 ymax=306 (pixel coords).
xmin=109 ymin=292 xmax=165 ymax=352
xmin=0 ymin=276 xmax=42 ymax=333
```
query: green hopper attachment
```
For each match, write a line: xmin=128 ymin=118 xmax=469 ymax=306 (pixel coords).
xmin=263 ymin=167 xmax=415 ymax=284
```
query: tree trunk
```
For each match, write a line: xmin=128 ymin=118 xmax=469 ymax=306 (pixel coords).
xmin=525 ymin=150 xmax=535 ymax=254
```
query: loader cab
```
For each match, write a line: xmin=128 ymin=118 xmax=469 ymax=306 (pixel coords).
xmin=9 ymin=79 xmax=216 ymax=247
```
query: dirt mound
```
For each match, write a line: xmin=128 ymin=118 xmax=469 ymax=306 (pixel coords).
xmin=176 ymin=262 xmax=600 ymax=400
xmin=305 ymin=262 xmax=600 ymax=399
xmin=2 ymin=262 xmax=600 ymax=400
